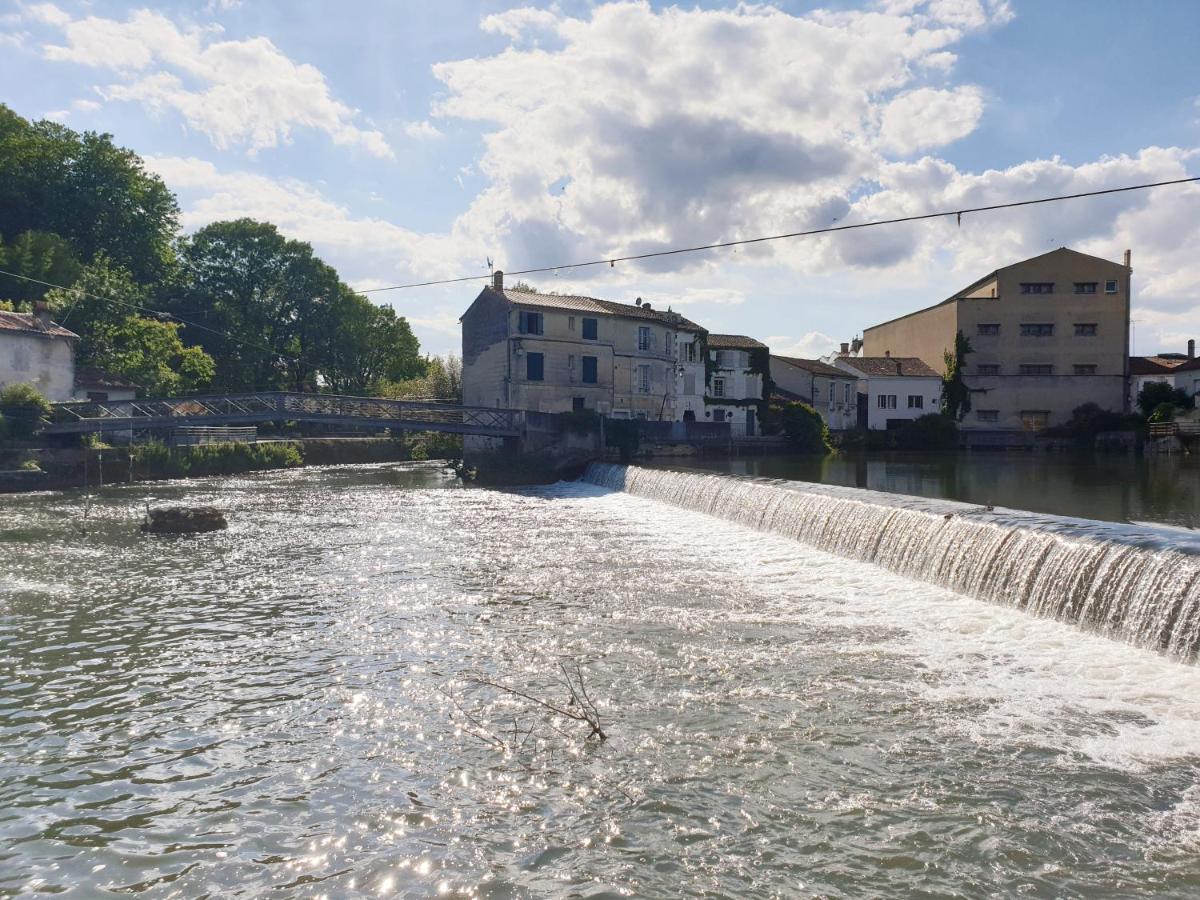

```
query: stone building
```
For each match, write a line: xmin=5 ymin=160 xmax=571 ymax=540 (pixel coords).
xmin=770 ymin=355 xmax=858 ymax=431
xmin=0 ymin=303 xmax=79 ymax=401
xmin=832 ymin=355 xmax=943 ymax=431
xmin=705 ymin=334 xmax=768 ymax=437
xmin=460 ymin=272 xmax=703 ymax=421
xmin=862 ymin=247 xmax=1131 ymax=431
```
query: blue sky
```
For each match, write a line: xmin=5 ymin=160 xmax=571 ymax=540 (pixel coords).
xmin=3 ymin=0 xmax=1199 ymax=357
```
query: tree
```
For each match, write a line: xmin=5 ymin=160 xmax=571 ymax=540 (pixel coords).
xmin=321 ymin=287 xmax=424 ymax=393
xmin=380 ymin=355 xmax=463 ymax=401
xmin=0 ymin=231 xmax=82 ymax=304
xmin=763 ymin=401 xmax=830 ymax=453
xmin=942 ymin=330 xmax=973 ymax=421
xmin=43 ymin=258 xmax=214 ymax=396
xmin=0 ymin=105 xmax=179 ymax=283
xmin=1137 ymin=381 xmax=1193 ymax=418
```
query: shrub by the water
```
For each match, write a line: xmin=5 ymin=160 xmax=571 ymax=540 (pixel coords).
xmin=763 ymin=401 xmax=830 ymax=453
xmin=132 ymin=441 xmax=303 ymax=478
xmin=0 ymin=383 xmax=51 ymax=440
xmin=407 ymin=431 xmax=463 ymax=460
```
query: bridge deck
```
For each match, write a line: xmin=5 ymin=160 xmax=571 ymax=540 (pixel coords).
xmin=47 ymin=392 xmax=522 ymax=438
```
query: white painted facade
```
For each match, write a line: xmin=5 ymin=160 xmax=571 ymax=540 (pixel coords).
xmin=673 ymin=329 xmax=706 ymax=422
xmin=706 ymin=340 xmax=767 ymax=437
xmin=0 ymin=321 xmax=77 ymax=401
xmin=833 ymin=359 xmax=942 ymax=431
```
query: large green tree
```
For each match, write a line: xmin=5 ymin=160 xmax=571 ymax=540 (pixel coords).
xmin=177 ymin=219 xmax=422 ymax=393
xmin=0 ymin=105 xmax=179 ymax=284
xmin=942 ymin=330 xmax=974 ymax=421
xmin=0 ymin=230 xmax=82 ymax=304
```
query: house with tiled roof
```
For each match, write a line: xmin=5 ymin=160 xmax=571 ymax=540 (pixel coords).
xmin=461 ymin=271 xmax=708 ymax=424
xmin=705 ymin=334 xmax=770 ymax=437
xmin=771 ymin=355 xmax=858 ymax=431
xmin=1129 ymin=340 xmax=1200 ymax=407
xmin=0 ymin=302 xmax=79 ymax=401
xmin=830 ymin=354 xmax=943 ymax=431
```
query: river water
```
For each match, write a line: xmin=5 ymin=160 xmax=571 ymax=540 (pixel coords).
xmin=3 ymin=462 xmax=1200 ymax=897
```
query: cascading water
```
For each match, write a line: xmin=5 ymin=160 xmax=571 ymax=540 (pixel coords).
xmin=584 ymin=463 xmax=1200 ymax=659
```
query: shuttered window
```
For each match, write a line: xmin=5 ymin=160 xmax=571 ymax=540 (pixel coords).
xmin=526 ymin=352 xmax=544 ymax=381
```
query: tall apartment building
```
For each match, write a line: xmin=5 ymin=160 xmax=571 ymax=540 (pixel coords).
xmin=460 ymin=273 xmax=703 ymax=420
xmin=862 ymin=247 xmax=1131 ymax=430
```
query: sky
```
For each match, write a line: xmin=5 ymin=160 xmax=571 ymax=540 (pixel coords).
xmin=2 ymin=0 xmax=1199 ymax=359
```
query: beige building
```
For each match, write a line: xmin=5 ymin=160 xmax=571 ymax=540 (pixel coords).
xmin=461 ymin=273 xmax=703 ymax=420
xmin=0 ymin=304 xmax=79 ymax=401
xmin=863 ymin=247 xmax=1131 ymax=430
xmin=705 ymin=335 xmax=768 ymax=436
xmin=771 ymin=355 xmax=858 ymax=431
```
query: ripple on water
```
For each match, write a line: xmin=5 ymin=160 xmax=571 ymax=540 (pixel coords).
xmin=1 ymin=464 xmax=1199 ymax=897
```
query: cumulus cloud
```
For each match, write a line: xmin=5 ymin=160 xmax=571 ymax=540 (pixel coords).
xmin=878 ymin=87 xmax=984 ymax=155
xmin=29 ymin=5 xmax=391 ymax=158
xmin=766 ymin=332 xmax=843 ymax=359
xmin=404 ymin=120 xmax=443 ymax=140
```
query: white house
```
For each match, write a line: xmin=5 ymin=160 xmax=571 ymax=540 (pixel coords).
xmin=0 ymin=304 xmax=79 ymax=401
xmin=706 ymin=334 xmax=768 ymax=437
xmin=73 ymin=366 xmax=139 ymax=402
xmin=673 ymin=326 xmax=707 ymax=423
xmin=833 ymin=355 xmax=942 ymax=430
xmin=771 ymin=355 xmax=858 ymax=431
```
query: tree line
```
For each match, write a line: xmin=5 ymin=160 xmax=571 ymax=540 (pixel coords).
xmin=0 ymin=104 xmax=438 ymax=398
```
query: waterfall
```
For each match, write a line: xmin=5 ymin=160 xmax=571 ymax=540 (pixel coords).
xmin=582 ymin=463 xmax=1200 ymax=660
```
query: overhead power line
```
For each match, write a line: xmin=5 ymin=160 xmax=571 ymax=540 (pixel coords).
xmin=0 ymin=266 xmax=290 ymax=359
xmin=358 ymin=176 xmax=1200 ymax=295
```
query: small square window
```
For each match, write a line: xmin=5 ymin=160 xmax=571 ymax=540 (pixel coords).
xmin=1104 ymin=280 xmax=1118 ymax=293
xmin=907 ymin=395 xmax=924 ymax=409
xmin=518 ymin=311 xmax=544 ymax=335
xmin=1074 ymin=323 xmax=1098 ymax=336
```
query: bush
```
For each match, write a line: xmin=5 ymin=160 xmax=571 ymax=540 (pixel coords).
xmin=0 ymin=383 xmax=52 ymax=439
xmin=893 ymin=413 xmax=958 ymax=451
xmin=1045 ymin=402 xmax=1143 ymax=443
xmin=557 ymin=408 xmax=601 ymax=435
xmin=1148 ymin=402 xmax=1177 ymax=424
xmin=407 ymin=431 xmax=462 ymax=460
xmin=1137 ymin=381 xmax=1193 ymax=417
xmin=764 ymin=401 xmax=830 ymax=453
xmin=131 ymin=440 xmax=303 ymax=478
xmin=604 ymin=418 xmax=640 ymax=462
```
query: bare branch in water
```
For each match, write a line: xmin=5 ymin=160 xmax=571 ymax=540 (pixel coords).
xmin=463 ymin=663 xmax=607 ymax=742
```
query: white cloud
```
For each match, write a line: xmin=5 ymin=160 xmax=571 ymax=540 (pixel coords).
xmin=404 ymin=120 xmax=443 ymax=140
xmin=766 ymin=332 xmax=842 ymax=359
xmin=31 ymin=6 xmax=392 ymax=158
xmin=878 ymin=86 xmax=984 ymax=155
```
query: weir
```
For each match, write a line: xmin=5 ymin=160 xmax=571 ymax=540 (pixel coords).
xmin=583 ymin=463 xmax=1200 ymax=660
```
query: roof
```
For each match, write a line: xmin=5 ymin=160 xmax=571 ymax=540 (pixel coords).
xmin=74 ymin=365 xmax=139 ymax=391
xmin=0 ymin=310 xmax=78 ymax=340
xmin=838 ymin=356 xmax=941 ymax=378
xmin=493 ymin=287 xmax=704 ymax=331
xmin=864 ymin=246 xmax=1128 ymax=333
xmin=1129 ymin=356 xmax=1190 ymax=376
xmin=708 ymin=333 xmax=767 ymax=350
xmin=771 ymin=355 xmax=855 ymax=378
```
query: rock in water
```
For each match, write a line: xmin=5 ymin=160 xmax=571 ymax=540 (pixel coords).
xmin=142 ymin=506 xmax=227 ymax=534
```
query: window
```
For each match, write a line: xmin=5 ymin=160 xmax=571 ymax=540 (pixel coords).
xmin=1020 ymin=283 xmax=1054 ymax=294
xmin=1020 ymin=323 xmax=1055 ymax=337
xmin=1020 ymin=410 xmax=1050 ymax=431
xmin=517 ymin=310 xmax=543 ymax=335
xmin=568 ymin=354 xmax=575 ymax=373
xmin=844 ymin=383 xmax=852 ymax=404
xmin=683 ymin=373 xmax=696 ymax=394
xmin=638 ymin=326 xmax=651 ymax=351
xmin=877 ymin=394 xmax=897 ymax=410
xmin=526 ymin=352 xmax=544 ymax=381
xmin=572 ymin=396 xmax=585 ymax=411
xmin=1073 ymin=364 xmax=1097 ymax=375
xmin=581 ymin=355 xmax=598 ymax=384
xmin=1074 ymin=323 xmax=1098 ymax=336
xmin=977 ymin=323 xmax=1000 ymax=336
xmin=907 ymin=395 xmax=923 ymax=409
xmin=1073 ymin=282 xmax=1098 ymax=294
xmin=1105 ymin=280 xmax=1118 ymax=293
xmin=582 ymin=317 xmax=598 ymax=340
xmin=1019 ymin=364 xmax=1054 ymax=376
xmin=977 ymin=364 xmax=1000 ymax=376
xmin=712 ymin=377 xmax=726 ymax=398
xmin=637 ymin=364 xmax=651 ymax=393
xmin=713 ymin=409 xmax=726 ymax=423
xmin=681 ymin=341 xmax=696 ymax=362
xmin=568 ymin=316 xmax=575 ymax=331
xmin=977 ymin=409 xmax=999 ymax=423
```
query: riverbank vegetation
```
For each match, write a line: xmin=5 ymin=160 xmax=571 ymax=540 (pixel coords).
xmin=0 ymin=104 xmax=430 ymax=397
xmin=763 ymin=401 xmax=831 ymax=453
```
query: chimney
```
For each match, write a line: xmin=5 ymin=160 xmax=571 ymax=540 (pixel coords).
xmin=492 ymin=270 xmax=504 ymax=291
xmin=33 ymin=300 xmax=51 ymax=330
xmin=1123 ymin=248 xmax=1132 ymax=269
xmin=840 ymin=342 xmax=849 ymax=355
xmin=1189 ymin=339 xmax=1196 ymax=360
xmin=635 ymin=297 xmax=643 ymax=307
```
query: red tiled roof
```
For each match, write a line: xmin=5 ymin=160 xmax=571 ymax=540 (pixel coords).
xmin=839 ymin=356 xmax=941 ymax=378
xmin=1130 ymin=356 xmax=1191 ymax=375
xmin=772 ymin=355 xmax=855 ymax=378
xmin=0 ymin=310 xmax=78 ymax=339
xmin=708 ymin=333 xmax=767 ymax=350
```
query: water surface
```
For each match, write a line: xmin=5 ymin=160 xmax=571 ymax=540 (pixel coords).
xmin=3 ymin=463 xmax=1200 ymax=897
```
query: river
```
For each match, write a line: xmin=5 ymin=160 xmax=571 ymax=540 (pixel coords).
xmin=3 ymin=462 xmax=1200 ymax=897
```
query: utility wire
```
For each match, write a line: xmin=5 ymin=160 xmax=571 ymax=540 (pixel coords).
xmin=358 ymin=176 xmax=1200 ymax=294
xmin=0 ymin=266 xmax=293 ymax=359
